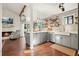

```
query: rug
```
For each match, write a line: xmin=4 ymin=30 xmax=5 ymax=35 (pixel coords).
xmin=24 ymin=50 xmax=31 ymax=53
xmin=50 ymin=44 xmax=76 ymax=56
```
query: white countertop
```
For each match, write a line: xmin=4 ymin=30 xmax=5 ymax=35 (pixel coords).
xmin=24 ymin=31 xmax=78 ymax=35
xmin=54 ymin=32 xmax=70 ymax=35
xmin=25 ymin=31 xmax=47 ymax=33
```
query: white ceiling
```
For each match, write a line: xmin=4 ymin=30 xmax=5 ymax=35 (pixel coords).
xmin=2 ymin=3 xmax=26 ymax=15
xmin=33 ymin=3 xmax=78 ymax=19
xmin=2 ymin=3 xmax=78 ymax=19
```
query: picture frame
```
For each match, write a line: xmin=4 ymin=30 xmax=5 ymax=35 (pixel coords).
xmin=2 ymin=17 xmax=14 ymax=28
xmin=2 ymin=17 xmax=13 ymax=24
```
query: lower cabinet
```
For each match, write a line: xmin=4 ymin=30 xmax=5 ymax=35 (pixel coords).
xmin=33 ymin=33 xmax=41 ymax=45
xmin=50 ymin=33 xmax=56 ymax=42
xmin=55 ymin=35 xmax=62 ymax=44
xmin=70 ymin=34 xmax=78 ymax=50
xmin=24 ymin=33 xmax=30 ymax=45
xmin=49 ymin=33 xmax=53 ymax=42
xmin=40 ymin=32 xmax=47 ymax=43
xmin=33 ymin=32 xmax=47 ymax=46
xmin=50 ymin=33 xmax=78 ymax=50
xmin=61 ymin=35 xmax=71 ymax=47
xmin=25 ymin=32 xmax=78 ymax=50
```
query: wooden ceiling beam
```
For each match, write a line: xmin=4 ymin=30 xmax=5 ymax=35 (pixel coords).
xmin=19 ymin=5 xmax=27 ymax=16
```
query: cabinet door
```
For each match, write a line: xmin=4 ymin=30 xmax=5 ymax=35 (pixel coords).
xmin=33 ymin=33 xmax=41 ymax=45
xmin=50 ymin=33 xmax=56 ymax=42
xmin=70 ymin=34 xmax=78 ymax=50
xmin=49 ymin=33 xmax=55 ymax=42
xmin=43 ymin=32 xmax=48 ymax=42
xmin=33 ymin=33 xmax=48 ymax=45
xmin=61 ymin=35 xmax=71 ymax=47
xmin=50 ymin=33 xmax=53 ymax=42
xmin=24 ymin=33 xmax=30 ymax=45
xmin=33 ymin=33 xmax=37 ymax=45
xmin=53 ymin=34 xmax=56 ymax=42
xmin=40 ymin=33 xmax=45 ymax=43
xmin=27 ymin=33 xmax=30 ymax=45
xmin=55 ymin=35 xmax=62 ymax=44
xmin=46 ymin=33 xmax=50 ymax=41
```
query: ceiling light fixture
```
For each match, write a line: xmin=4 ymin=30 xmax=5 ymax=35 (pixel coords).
xmin=59 ymin=3 xmax=65 ymax=11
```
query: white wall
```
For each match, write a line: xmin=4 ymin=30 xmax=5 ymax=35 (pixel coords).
xmin=0 ymin=4 xmax=2 ymax=56
xmin=2 ymin=6 xmax=20 ymax=32
xmin=59 ymin=8 xmax=78 ymax=33
xmin=32 ymin=3 xmax=78 ymax=20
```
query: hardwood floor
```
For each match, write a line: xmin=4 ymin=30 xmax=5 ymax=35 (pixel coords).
xmin=2 ymin=38 xmax=31 ymax=56
xmin=2 ymin=38 xmax=76 ymax=56
xmin=32 ymin=42 xmax=68 ymax=56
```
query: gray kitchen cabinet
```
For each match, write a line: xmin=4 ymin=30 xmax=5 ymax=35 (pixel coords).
xmin=24 ymin=32 xmax=30 ymax=45
xmin=47 ymin=33 xmax=50 ymax=41
xmin=54 ymin=34 xmax=71 ymax=48
xmin=33 ymin=33 xmax=41 ymax=45
xmin=50 ymin=33 xmax=56 ymax=42
xmin=52 ymin=33 xmax=78 ymax=50
xmin=39 ymin=33 xmax=42 ymax=43
xmin=49 ymin=33 xmax=53 ymax=42
xmin=70 ymin=34 xmax=78 ymax=50
xmin=40 ymin=32 xmax=47 ymax=43
xmin=53 ymin=34 xmax=56 ymax=42
xmin=40 ymin=33 xmax=44 ymax=43
xmin=33 ymin=32 xmax=47 ymax=46
xmin=25 ymin=32 xmax=78 ymax=50
xmin=55 ymin=34 xmax=62 ymax=44
xmin=43 ymin=32 xmax=48 ymax=42
xmin=61 ymin=35 xmax=71 ymax=47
